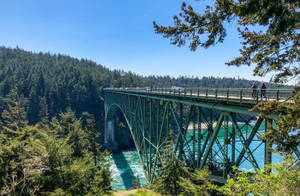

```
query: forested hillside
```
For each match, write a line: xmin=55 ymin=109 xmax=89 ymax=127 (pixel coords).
xmin=0 ymin=47 xmax=282 ymax=129
xmin=0 ymin=47 xmax=150 ymax=127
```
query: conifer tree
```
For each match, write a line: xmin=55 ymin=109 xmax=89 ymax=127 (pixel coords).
xmin=0 ymin=105 xmax=112 ymax=195
xmin=251 ymin=90 xmax=300 ymax=158
xmin=179 ymin=167 xmax=212 ymax=196
xmin=153 ymin=0 xmax=299 ymax=83
xmin=154 ymin=0 xmax=299 ymax=160
xmin=37 ymin=110 xmax=112 ymax=195
xmin=38 ymin=96 xmax=49 ymax=126
xmin=0 ymin=90 xmax=46 ymax=195
xmin=0 ymin=89 xmax=28 ymax=132
xmin=59 ymin=109 xmax=89 ymax=158
xmin=151 ymin=139 xmax=188 ymax=196
xmin=82 ymin=112 xmax=103 ymax=166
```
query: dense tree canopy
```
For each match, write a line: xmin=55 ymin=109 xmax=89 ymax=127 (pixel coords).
xmin=0 ymin=47 xmax=151 ymax=128
xmin=0 ymin=93 xmax=111 ymax=195
xmin=153 ymin=0 xmax=300 ymax=83
xmin=148 ymin=75 xmax=280 ymax=88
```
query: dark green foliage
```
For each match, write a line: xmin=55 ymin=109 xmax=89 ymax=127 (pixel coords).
xmin=0 ymin=47 xmax=151 ymax=127
xmin=251 ymin=90 xmax=300 ymax=158
xmin=147 ymin=75 xmax=280 ymax=89
xmin=151 ymin=140 xmax=188 ymax=196
xmin=82 ymin=112 xmax=104 ymax=166
xmin=0 ymin=96 xmax=112 ymax=195
xmin=177 ymin=157 xmax=300 ymax=196
xmin=215 ymin=157 xmax=300 ymax=195
xmin=0 ymin=89 xmax=28 ymax=131
xmin=151 ymin=139 xmax=213 ymax=196
xmin=39 ymin=96 xmax=49 ymax=126
xmin=178 ymin=167 xmax=212 ymax=196
xmin=42 ymin=110 xmax=112 ymax=195
xmin=153 ymin=0 xmax=300 ymax=83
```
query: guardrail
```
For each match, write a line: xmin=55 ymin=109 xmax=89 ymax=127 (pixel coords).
xmin=105 ymin=87 xmax=294 ymax=104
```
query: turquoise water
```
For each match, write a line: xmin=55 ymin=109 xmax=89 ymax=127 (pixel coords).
xmin=110 ymin=123 xmax=284 ymax=190
xmin=109 ymin=151 xmax=147 ymax=190
xmin=110 ymin=150 xmax=283 ymax=190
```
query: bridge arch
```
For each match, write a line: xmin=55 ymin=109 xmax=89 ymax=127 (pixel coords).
xmin=106 ymin=103 xmax=131 ymax=128
xmin=105 ymin=103 xmax=146 ymax=189
xmin=104 ymin=101 xmax=150 ymax=181
xmin=104 ymin=103 xmax=135 ymax=148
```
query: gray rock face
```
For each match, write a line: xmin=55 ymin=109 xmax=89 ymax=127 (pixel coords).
xmin=103 ymin=111 xmax=135 ymax=153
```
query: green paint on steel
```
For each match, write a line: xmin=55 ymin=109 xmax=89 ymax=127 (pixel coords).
xmin=105 ymin=89 xmax=282 ymax=119
xmin=103 ymin=88 xmax=290 ymax=185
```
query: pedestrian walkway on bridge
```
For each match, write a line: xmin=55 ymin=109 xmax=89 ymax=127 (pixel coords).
xmin=109 ymin=87 xmax=293 ymax=104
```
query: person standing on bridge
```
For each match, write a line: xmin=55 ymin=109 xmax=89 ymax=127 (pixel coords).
xmin=260 ymin=82 xmax=266 ymax=99
xmin=251 ymin=82 xmax=257 ymax=98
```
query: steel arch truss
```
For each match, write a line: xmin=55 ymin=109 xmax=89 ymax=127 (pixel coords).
xmin=104 ymin=91 xmax=273 ymax=184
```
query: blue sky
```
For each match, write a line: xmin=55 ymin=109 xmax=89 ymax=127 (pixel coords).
xmin=0 ymin=0 xmax=272 ymax=81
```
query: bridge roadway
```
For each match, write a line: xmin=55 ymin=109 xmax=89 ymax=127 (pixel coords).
xmin=103 ymin=87 xmax=293 ymax=184
xmin=114 ymin=87 xmax=292 ymax=103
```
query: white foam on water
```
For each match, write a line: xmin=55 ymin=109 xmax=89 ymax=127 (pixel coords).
xmin=109 ymin=150 xmax=147 ymax=190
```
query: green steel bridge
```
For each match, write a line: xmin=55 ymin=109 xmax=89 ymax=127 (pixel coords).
xmin=103 ymin=87 xmax=293 ymax=184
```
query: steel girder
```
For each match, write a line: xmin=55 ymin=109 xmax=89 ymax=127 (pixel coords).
xmin=104 ymin=90 xmax=273 ymax=184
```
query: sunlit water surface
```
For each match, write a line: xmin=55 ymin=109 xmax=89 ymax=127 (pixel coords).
xmin=110 ymin=124 xmax=284 ymax=190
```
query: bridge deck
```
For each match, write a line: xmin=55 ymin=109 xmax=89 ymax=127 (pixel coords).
xmin=105 ymin=87 xmax=293 ymax=110
xmin=105 ymin=87 xmax=292 ymax=103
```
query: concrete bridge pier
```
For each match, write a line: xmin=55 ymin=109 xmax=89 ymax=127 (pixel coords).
xmin=104 ymin=118 xmax=118 ymax=147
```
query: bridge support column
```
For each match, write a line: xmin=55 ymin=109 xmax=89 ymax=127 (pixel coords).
xmin=105 ymin=118 xmax=117 ymax=145
xmin=264 ymin=119 xmax=272 ymax=167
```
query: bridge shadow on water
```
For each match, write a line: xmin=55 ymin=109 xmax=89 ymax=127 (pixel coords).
xmin=112 ymin=152 xmax=136 ymax=190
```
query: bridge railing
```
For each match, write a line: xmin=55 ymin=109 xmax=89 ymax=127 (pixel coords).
xmin=105 ymin=87 xmax=294 ymax=103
